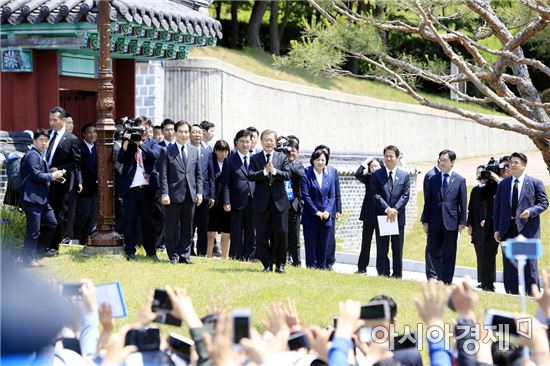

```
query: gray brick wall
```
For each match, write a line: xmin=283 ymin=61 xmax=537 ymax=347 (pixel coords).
xmin=135 ymin=61 xmax=164 ymax=124
xmin=334 ymin=172 xmax=418 ymax=253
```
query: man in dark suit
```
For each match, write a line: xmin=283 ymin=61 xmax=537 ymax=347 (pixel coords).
xmin=223 ymin=129 xmax=256 ymax=261
xmin=355 ymin=157 xmax=382 ymax=274
xmin=421 ymin=149 xmax=467 ymax=284
xmin=314 ymin=145 xmax=342 ymax=271
xmin=285 ymin=138 xmax=305 ymax=267
xmin=117 ymin=119 xmax=161 ymax=261
xmin=159 ymin=120 xmax=203 ymax=265
xmin=423 ymin=163 xmax=441 ymax=280
xmin=249 ymin=129 xmax=291 ymax=273
xmin=20 ymin=129 xmax=65 ymax=267
xmin=466 ymin=166 xmax=487 ymax=288
xmin=189 ymin=124 xmax=214 ymax=256
xmin=494 ymin=152 xmax=548 ymax=295
xmin=45 ymin=106 xmax=81 ymax=255
xmin=159 ymin=119 xmax=176 ymax=148
xmin=370 ymin=145 xmax=410 ymax=278
xmin=74 ymin=123 xmax=98 ymax=246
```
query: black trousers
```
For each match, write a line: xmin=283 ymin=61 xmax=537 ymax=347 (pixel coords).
xmin=123 ymin=186 xmax=156 ymax=257
xmin=48 ymin=183 xmax=71 ymax=249
xmin=374 ymin=225 xmax=405 ymax=278
xmin=152 ymin=191 xmax=165 ymax=250
xmin=165 ymin=196 xmax=195 ymax=261
xmin=192 ymin=201 xmax=209 ymax=256
xmin=357 ymin=222 xmax=376 ymax=272
xmin=74 ymin=194 xmax=97 ymax=245
xmin=326 ymin=219 xmax=337 ymax=266
xmin=254 ymin=201 xmax=288 ymax=268
xmin=286 ymin=206 xmax=301 ymax=265
xmin=425 ymin=233 xmax=439 ymax=280
xmin=63 ymin=189 xmax=78 ymax=239
xmin=473 ymin=237 xmax=499 ymax=291
xmin=426 ymin=226 xmax=458 ymax=284
xmin=502 ymin=221 xmax=539 ymax=295
xmin=229 ymin=200 xmax=255 ymax=260
xmin=21 ymin=201 xmax=57 ymax=262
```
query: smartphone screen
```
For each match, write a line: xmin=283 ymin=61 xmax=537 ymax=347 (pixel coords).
xmin=152 ymin=289 xmax=172 ymax=311
xmin=62 ymin=283 xmax=82 ymax=297
xmin=168 ymin=333 xmax=194 ymax=358
xmin=288 ymin=332 xmax=310 ymax=350
xmin=154 ymin=313 xmax=182 ymax=327
xmin=125 ymin=328 xmax=161 ymax=351
xmin=232 ymin=309 xmax=251 ymax=343
xmin=488 ymin=311 xmax=518 ymax=336
xmin=360 ymin=301 xmax=388 ymax=320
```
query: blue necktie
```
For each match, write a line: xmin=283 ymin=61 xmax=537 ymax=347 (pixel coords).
xmin=442 ymin=173 xmax=449 ymax=191
xmin=243 ymin=156 xmax=248 ymax=171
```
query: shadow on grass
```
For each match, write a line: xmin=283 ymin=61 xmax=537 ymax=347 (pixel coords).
xmin=209 ymin=267 xmax=263 ymax=274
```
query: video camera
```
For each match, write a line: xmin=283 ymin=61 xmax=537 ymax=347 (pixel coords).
xmin=274 ymin=140 xmax=292 ymax=154
xmin=122 ymin=119 xmax=146 ymax=142
xmin=480 ymin=157 xmax=500 ymax=180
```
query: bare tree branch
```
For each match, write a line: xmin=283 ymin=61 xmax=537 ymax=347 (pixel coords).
xmin=518 ymin=0 xmax=550 ymax=17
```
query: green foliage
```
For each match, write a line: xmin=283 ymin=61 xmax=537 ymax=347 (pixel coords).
xmin=276 ymin=16 xmax=383 ymax=74
xmin=0 ymin=204 xmax=25 ymax=250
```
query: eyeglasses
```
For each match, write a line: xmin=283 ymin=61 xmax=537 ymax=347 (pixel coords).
xmin=438 ymin=159 xmax=452 ymax=164
xmin=509 ymin=161 xmax=522 ymax=166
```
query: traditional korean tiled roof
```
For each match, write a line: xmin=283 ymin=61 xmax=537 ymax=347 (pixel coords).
xmin=0 ymin=0 xmax=222 ymax=39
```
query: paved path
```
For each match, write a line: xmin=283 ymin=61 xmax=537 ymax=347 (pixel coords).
xmin=413 ymin=150 xmax=549 ymax=190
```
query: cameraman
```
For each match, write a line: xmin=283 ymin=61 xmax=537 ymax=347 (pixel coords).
xmin=117 ymin=118 xmax=161 ymax=261
xmin=474 ymin=157 xmax=508 ymax=291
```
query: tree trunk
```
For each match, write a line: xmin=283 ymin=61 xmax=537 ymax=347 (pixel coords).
xmin=530 ymin=137 xmax=550 ymax=176
xmin=247 ymin=0 xmax=269 ymax=50
xmin=374 ymin=4 xmax=387 ymax=46
xmin=215 ymin=1 xmax=222 ymax=21
xmin=270 ymin=0 xmax=280 ymax=55
xmin=278 ymin=0 xmax=290 ymax=42
xmin=229 ymin=1 xmax=240 ymax=49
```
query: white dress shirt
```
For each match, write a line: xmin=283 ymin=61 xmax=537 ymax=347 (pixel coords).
xmin=314 ymin=168 xmax=324 ymax=188
xmin=47 ymin=127 xmax=66 ymax=166
xmin=84 ymin=140 xmax=94 ymax=154
xmin=510 ymin=173 xmax=525 ymax=204
xmin=175 ymin=141 xmax=187 ymax=162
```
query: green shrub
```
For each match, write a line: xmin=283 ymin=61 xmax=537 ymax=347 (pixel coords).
xmin=0 ymin=204 xmax=26 ymax=250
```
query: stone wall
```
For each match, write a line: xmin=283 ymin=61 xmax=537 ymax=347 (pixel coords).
xmin=135 ymin=61 xmax=165 ymax=125
xmin=162 ymin=58 xmax=535 ymax=162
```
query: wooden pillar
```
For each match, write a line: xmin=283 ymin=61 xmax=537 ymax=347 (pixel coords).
xmin=88 ymin=0 xmax=122 ymax=248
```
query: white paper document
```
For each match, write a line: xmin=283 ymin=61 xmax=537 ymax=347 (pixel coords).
xmin=95 ymin=282 xmax=128 ymax=318
xmin=377 ymin=215 xmax=399 ymax=236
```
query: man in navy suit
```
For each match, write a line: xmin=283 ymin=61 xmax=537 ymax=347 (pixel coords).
xmin=20 ymin=129 xmax=65 ymax=267
xmin=249 ymin=129 xmax=291 ymax=273
xmin=159 ymin=119 xmax=176 ymax=148
xmin=421 ymin=149 xmax=467 ymax=284
xmin=423 ymin=163 xmax=441 ymax=279
xmin=159 ymin=120 xmax=203 ymax=265
xmin=189 ymin=124 xmax=214 ymax=256
xmin=74 ymin=123 xmax=98 ymax=246
xmin=223 ymin=130 xmax=256 ymax=261
xmin=117 ymin=119 xmax=161 ymax=261
xmin=45 ymin=106 xmax=81 ymax=254
xmin=370 ymin=145 xmax=410 ymax=278
xmin=494 ymin=152 xmax=548 ymax=295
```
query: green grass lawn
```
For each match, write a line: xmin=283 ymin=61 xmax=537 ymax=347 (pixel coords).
xmin=36 ymin=246 xmax=536 ymax=334
xmin=404 ymin=186 xmax=550 ymax=270
xmin=190 ymin=46 xmax=504 ymax=116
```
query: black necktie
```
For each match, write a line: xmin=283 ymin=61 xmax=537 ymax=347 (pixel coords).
xmin=243 ymin=156 xmax=248 ymax=171
xmin=442 ymin=173 xmax=449 ymax=191
xmin=266 ymin=153 xmax=271 ymax=163
xmin=388 ymin=171 xmax=394 ymax=191
xmin=511 ymin=178 xmax=519 ymax=217
xmin=46 ymin=131 xmax=57 ymax=162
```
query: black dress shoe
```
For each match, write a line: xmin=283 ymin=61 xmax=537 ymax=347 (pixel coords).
xmin=179 ymin=257 xmax=193 ymax=264
xmin=170 ymin=258 xmax=179 ymax=265
xmin=354 ymin=270 xmax=367 ymax=275
xmin=126 ymin=254 xmax=136 ymax=261
xmin=275 ymin=265 xmax=286 ymax=274
xmin=291 ymin=261 xmax=302 ymax=267
xmin=149 ymin=255 xmax=160 ymax=262
xmin=262 ymin=266 xmax=272 ymax=273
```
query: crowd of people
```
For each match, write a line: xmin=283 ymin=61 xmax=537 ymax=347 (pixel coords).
xmin=4 ymin=252 xmax=550 ymax=366
xmin=14 ymin=105 xmax=549 ymax=295
xmin=355 ymin=150 xmax=548 ymax=294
